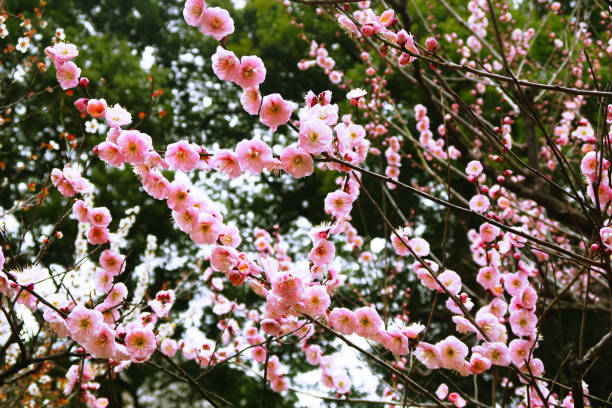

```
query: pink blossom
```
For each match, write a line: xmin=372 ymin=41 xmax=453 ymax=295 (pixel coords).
xmin=466 ymin=160 xmax=483 ymax=176
xmin=477 ymin=266 xmax=500 ymax=292
xmin=354 ymin=306 xmax=383 ymax=338
xmin=436 ymin=383 xmax=449 ymax=399
xmin=165 ymin=141 xmax=200 ymax=172
xmin=415 ymin=342 xmax=441 ymax=369
xmin=95 ymin=269 xmax=113 ymax=293
xmin=125 ymin=328 xmax=157 ymax=362
xmin=105 ymin=104 xmax=131 ymax=127
xmin=167 ymin=180 xmax=194 ymax=211
xmin=117 ymin=130 xmax=153 ymax=165
xmin=211 ymin=46 xmax=240 ymax=82
xmin=142 ymin=172 xmax=170 ymax=200
xmin=200 ymin=7 xmax=234 ymax=41
xmin=391 ymin=230 xmax=411 ymax=256
xmin=508 ymin=338 xmax=533 ymax=366
xmin=67 ymin=304 xmax=104 ymax=343
xmin=238 ymin=87 xmax=262 ymax=115
xmin=87 ymin=99 xmax=107 ymax=118
xmin=329 ymin=307 xmax=358 ymax=335
xmin=509 ymin=309 xmax=537 ymax=337
xmin=183 ymin=0 xmax=206 ymax=27
xmin=305 ymin=345 xmax=322 ymax=365
xmin=56 ymin=61 xmax=81 ymax=89
xmin=72 ymin=200 xmax=89 ymax=223
xmin=212 ymin=149 xmax=242 ymax=178
xmin=45 ymin=42 xmax=78 ymax=63
xmin=271 ymin=272 xmax=304 ymax=301
xmin=469 ymin=194 xmax=490 ymax=213
xmin=409 ymin=237 xmax=430 ymax=257
xmin=87 ymin=226 xmax=110 ymax=245
xmin=483 ymin=342 xmax=511 ymax=366
xmin=88 ymin=207 xmax=111 ymax=228
xmin=600 ymin=226 xmax=612 ymax=249
xmin=333 ymin=371 xmax=351 ymax=394
xmin=382 ymin=329 xmax=409 ymax=355
xmin=96 ymin=142 xmax=124 ymax=167
xmin=190 ymin=212 xmax=221 ymax=245
xmin=308 ymin=239 xmax=335 ymax=266
xmin=161 ymin=338 xmax=178 ymax=357
xmin=517 ymin=286 xmax=538 ymax=310
xmin=235 ymin=139 xmax=273 ymax=174
xmin=324 ymin=190 xmax=353 ymax=218
xmin=438 ymin=269 xmax=462 ymax=296
xmin=259 ymin=93 xmax=292 ymax=131
xmin=261 ymin=318 xmax=281 ymax=337
xmin=298 ymin=119 xmax=332 ymax=155
xmin=252 ymin=346 xmax=267 ymax=363
xmin=469 ymin=353 xmax=491 ymax=374
xmin=84 ymin=324 xmax=117 ymax=359
xmin=437 ymin=336 xmax=468 ymax=370
xmin=218 ymin=224 xmax=241 ymax=247
xmin=479 ymin=223 xmax=500 ymax=243
xmin=235 ymin=55 xmax=266 ymax=89
xmin=210 ymin=245 xmax=239 ymax=272
xmin=105 ymin=282 xmax=128 ymax=306
xmin=99 ymin=249 xmax=125 ymax=276
xmin=172 ymin=207 xmax=198 ymax=234
xmin=280 ymin=146 xmax=313 ymax=178
xmin=302 ymin=285 xmax=330 ymax=316
xmin=270 ymin=376 xmax=289 ymax=393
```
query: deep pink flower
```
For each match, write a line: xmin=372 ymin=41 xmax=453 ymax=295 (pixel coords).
xmin=235 ymin=139 xmax=273 ymax=174
xmin=200 ymin=7 xmax=234 ymax=41
xmin=235 ymin=55 xmax=266 ymax=89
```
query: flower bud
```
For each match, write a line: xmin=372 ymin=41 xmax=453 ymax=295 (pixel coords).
xmin=425 ymin=37 xmax=439 ymax=53
xmin=79 ymin=77 xmax=89 ymax=89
